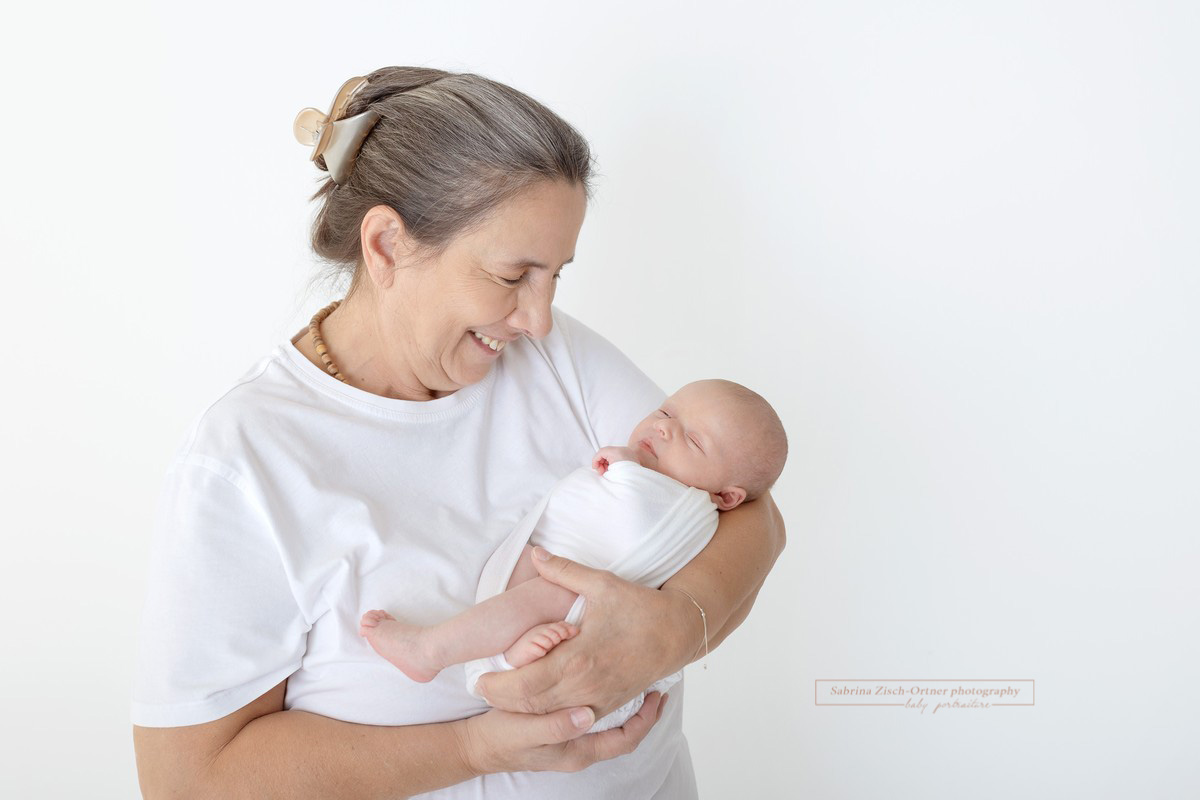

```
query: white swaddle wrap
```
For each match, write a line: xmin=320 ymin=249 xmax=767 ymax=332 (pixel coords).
xmin=465 ymin=460 xmax=719 ymax=732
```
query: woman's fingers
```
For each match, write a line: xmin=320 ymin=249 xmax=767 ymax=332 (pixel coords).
xmin=570 ymin=691 xmax=666 ymax=764
xmin=460 ymin=704 xmax=593 ymax=775
xmin=538 ymin=705 xmax=597 ymax=746
xmin=462 ymin=693 xmax=667 ymax=775
xmin=477 ymin=567 xmax=676 ymax=717
xmin=475 ymin=653 xmax=563 ymax=714
xmin=530 ymin=547 xmax=609 ymax=595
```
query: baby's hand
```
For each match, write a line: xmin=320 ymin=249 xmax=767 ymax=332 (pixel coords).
xmin=592 ymin=445 xmax=640 ymax=474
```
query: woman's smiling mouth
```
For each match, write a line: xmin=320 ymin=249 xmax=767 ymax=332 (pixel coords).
xmin=470 ymin=330 xmax=508 ymax=353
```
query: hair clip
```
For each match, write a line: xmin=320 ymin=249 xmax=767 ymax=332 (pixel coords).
xmin=293 ymin=76 xmax=381 ymax=185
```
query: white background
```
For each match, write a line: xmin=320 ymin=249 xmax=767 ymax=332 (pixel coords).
xmin=2 ymin=1 xmax=1197 ymax=797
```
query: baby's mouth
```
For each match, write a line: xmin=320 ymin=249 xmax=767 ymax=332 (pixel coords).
xmin=638 ymin=438 xmax=656 ymax=457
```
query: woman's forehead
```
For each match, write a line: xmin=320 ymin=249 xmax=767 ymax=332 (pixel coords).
xmin=471 ymin=182 xmax=586 ymax=256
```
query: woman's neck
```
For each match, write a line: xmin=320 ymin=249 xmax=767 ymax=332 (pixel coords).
xmin=294 ymin=293 xmax=449 ymax=402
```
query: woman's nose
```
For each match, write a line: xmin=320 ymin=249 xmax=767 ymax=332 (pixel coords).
xmin=508 ymin=284 xmax=555 ymax=339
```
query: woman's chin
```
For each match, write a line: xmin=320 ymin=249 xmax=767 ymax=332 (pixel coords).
xmin=449 ymin=355 xmax=497 ymax=388
xmin=438 ymin=333 xmax=507 ymax=392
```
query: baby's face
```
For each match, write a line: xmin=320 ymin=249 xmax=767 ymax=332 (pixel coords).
xmin=626 ymin=382 xmax=751 ymax=507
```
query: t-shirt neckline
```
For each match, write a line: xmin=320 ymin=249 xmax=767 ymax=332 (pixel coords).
xmin=278 ymin=339 xmax=496 ymax=418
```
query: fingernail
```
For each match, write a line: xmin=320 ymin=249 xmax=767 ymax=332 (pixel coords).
xmin=571 ymin=708 xmax=594 ymax=728
xmin=534 ymin=546 xmax=552 ymax=561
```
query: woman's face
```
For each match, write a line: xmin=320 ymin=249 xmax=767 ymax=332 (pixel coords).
xmin=382 ymin=180 xmax=587 ymax=394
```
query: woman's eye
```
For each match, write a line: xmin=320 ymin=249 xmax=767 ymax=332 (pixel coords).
xmin=499 ymin=268 xmax=563 ymax=286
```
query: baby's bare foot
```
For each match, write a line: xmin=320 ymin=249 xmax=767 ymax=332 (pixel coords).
xmin=504 ymin=621 xmax=579 ymax=668
xmin=358 ymin=610 xmax=441 ymax=683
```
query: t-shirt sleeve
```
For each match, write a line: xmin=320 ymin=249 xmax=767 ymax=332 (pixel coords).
xmin=553 ymin=309 xmax=667 ymax=449
xmin=131 ymin=456 xmax=309 ymax=727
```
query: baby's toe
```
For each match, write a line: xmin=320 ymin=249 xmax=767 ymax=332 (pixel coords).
xmin=360 ymin=610 xmax=394 ymax=628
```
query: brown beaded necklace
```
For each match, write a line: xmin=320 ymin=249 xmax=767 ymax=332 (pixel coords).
xmin=308 ymin=300 xmax=348 ymax=383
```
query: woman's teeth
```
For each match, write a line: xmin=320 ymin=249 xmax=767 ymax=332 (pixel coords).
xmin=473 ymin=331 xmax=507 ymax=351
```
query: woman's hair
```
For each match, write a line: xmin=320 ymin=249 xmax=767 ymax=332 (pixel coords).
xmin=308 ymin=66 xmax=593 ymax=290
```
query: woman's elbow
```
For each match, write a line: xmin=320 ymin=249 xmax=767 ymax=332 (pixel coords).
xmin=133 ymin=725 xmax=210 ymax=799
xmin=761 ymin=492 xmax=787 ymax=561
xmin=133 ymin=677 xmax=287 ymax=798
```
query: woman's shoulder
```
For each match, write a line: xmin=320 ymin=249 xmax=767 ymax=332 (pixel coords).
xmin=171 ymin=346 xmax=311 ymax=465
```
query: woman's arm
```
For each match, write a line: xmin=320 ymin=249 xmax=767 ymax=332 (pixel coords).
xmin=474 ymin=491 xmax=786 ymax=716
xmin=664 ymin=491 xmax=786 ymax=653
xmin=135 ymin=680 xmax=472 ymax=799
xmin=134 ymin=679 xmax=666 ymax=799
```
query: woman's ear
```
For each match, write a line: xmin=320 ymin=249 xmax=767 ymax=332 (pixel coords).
xmin=712 ymin=486 xmax=747 ymax=511
xmin=359 ymin=205 xmax=407 ymax=289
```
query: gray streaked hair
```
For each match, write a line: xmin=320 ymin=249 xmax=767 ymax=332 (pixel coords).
xmin=307 ymin=66 xmax=593 ymax=290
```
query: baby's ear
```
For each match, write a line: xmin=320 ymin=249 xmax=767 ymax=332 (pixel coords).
xmin=712 ymin=486 xmax=747 ymax=511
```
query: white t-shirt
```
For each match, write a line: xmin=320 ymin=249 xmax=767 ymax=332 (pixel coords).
xmin=132 ymin=308 xmax=698 ymax=799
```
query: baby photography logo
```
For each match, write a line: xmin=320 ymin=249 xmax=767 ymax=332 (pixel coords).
xmin=814 ymin=680 xmax=1034 ymax=715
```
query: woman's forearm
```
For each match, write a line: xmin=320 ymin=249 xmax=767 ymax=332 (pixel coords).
xmin=139 ymin=708 xmax=476 ymax=800
xmin=707 ymin=582 xmax=764 ymax=653
xmin=212 ymin=710 xmax=476 ymax=800
xmin=661 ymin=491 xmax=786 ymax=662
xmin=225 ymin=711 xmax=475 ymax=800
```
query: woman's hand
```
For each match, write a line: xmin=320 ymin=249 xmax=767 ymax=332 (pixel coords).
xmin=453 ymin=691 xmax=667 ymax=775
xmin=474 ymin=548 xmax=698 ymax=718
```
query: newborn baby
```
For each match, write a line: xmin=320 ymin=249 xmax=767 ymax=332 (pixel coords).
xmin=360 ymin=379 xmax=788 ymax=731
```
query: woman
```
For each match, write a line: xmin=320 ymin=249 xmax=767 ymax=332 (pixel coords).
xmin=132 ymin=66 xmax=785 ymax=799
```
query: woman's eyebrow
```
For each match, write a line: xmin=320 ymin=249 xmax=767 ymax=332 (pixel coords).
xmin=504 ymin=256 xmax=574 ymax=270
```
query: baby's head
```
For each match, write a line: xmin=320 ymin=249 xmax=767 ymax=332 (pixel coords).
xmin=627 ymin=379 xmax=787 ymax=511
